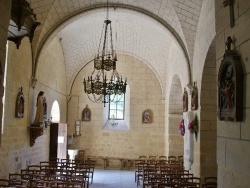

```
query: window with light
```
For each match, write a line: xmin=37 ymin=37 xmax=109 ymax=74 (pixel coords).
xmin=108 ymin=94 xmax=125 ymax=120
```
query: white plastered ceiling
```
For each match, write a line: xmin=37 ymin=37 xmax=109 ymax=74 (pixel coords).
xmin=54 ymin=8 xmax=186 ymax=92
xmin=32 ymin=0 xmax=203 ymax=94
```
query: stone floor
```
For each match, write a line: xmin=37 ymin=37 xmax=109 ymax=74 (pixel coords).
xmin=89 ymin=169 xmax=137 ymax=188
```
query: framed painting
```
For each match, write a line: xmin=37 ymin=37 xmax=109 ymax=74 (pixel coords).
xmin=142 ymin=109 xmax=153 ymax=123
xmin=82 ymin=105 xmax=91 ymax=122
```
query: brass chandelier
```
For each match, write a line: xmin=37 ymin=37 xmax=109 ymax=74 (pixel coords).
xmin=83 ymin=0 xmax=127 ymax=106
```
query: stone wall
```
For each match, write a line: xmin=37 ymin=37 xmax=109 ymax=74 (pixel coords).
xmin=67 ymin=55 xmax=165 ymax=160
xmin=215 ymin=0 xmax=250 ymax=187
xmin=0 ymin=36 xmax=67 ymax=178
xmin=191 ymin=0 xmax=216 ymax=177
xmin=168 ymin=75 xmax=183 ymax=157
xmin=0 ymin=0 xmax=11 ymax=146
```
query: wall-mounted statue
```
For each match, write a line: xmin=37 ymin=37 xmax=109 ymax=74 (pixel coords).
xmin=218 ymin=36 xmax=243 ymax=121
xmin=191 ymin=82 xmax=198 ymax=111
xmin=142 ymin=109 xmax=153 ymax=123
xmin=183 ymin=88 xmax=188 ymax=112
xmin=15 ymin=87 xmax=25 ymax=118
xmin=32 ymin=91 xmax=46 ymax=126
xmin=82 ymin=105 xmax=91 ymax=122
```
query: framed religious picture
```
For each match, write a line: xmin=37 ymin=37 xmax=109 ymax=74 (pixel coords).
xmin=183 ymin=88 xmax=188 ymax=112
xmin=142 ymin=109 xmax=153 ymax=123
xmin=15 ymin=87 xmax=25 ymax=118
xmin=82 ymin=105 xmax=91 ymax=122
xmin=191 ymin=82 xmax=198 ymax=111
xmin=218 ymin=36 xmax=243 ymax=121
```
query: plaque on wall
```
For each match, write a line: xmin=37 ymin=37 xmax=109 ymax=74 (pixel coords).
xmin=15 ymin=87 xmax=25 ymax=118
xmin=82 ymin=105 xmax=91 ymax=121
xmin=218 ymin=36 xmax=243 ymax=121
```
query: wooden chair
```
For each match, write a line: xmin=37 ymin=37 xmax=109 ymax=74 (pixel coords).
xmin=158 ymin=156 xmax=168 ymax=160
xmin=40 ymin=161 xmax=50 ymax=166
xmin=70 ymin=176 xmax=87 ymax=188
xmin=204 ymin=177 xmax=217 ymax=184
xmin=36 ymin=180 xmax=52 ymax=188
xmin=168 ymin=156 xmax=177 ymax=161
xmin=56 ymin=181 xmax=82 ymax=188
xmin=84 ymin=159 xmax=96 ymax=184
xmin=0 ymin=179 xmax=10 ymax=187
xmin=139 ymin=155 xmax=147 ymax=161
xmin=181 ymin=177 xmax=201 ymax=187
xmin=179 ymin=182 xmax=201 ymax=187
xmin=178 ymin=156 xmax=184 ymax=166
xmin=9 ymin=173 xmax=29 ymax=187
xmin=142 ymin=168 xmax=156 ymax=188
xmin=134 ymin=160 xmax=147 ymax=186
xmin=158 ymin=182 xmax=175 ymax=188
xmin=202 ymin=182 xmax=217 ymax=188
xmin=202 ymin=177 xmax=217 ymax=188
xmin=28 ymin=165 xmax=41 ymax=174
xmin=74 ymin=169 xmax=90 ymax=188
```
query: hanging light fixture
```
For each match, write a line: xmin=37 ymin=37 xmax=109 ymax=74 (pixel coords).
xmin=83 ymin=0 xmax=127 ymax=106
xmin=7 ymin=0 xmax=40 ymax=48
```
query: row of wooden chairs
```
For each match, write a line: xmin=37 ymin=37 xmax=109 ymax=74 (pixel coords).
xmin=0 ymin=159 xmax=96 ymax=188
xmin=138 ymin=155 xmax=183 ymax=161
xmin=134 ymin=156 xmax=217 ymax=188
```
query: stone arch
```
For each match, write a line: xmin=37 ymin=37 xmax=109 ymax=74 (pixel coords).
xmin=167 ymin=74 xmax=183 ymax=156
xmin=33 ymin=6 xmax=191 ymax=91
xmin=51 ymin=100 xmax=60 ymax=123
xmin=200 ymin=39 xmax=217 ymax=177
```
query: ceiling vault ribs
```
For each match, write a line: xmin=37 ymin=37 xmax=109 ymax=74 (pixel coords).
xmin=28 ymin=1 xmax=204 ymax=95
xmin=33 ymin=3 xmax=191 ymax=85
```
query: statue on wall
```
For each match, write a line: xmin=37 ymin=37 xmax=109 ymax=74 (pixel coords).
xmin=82 ymin=105 xmax=91 ymax=122
xmin=142 ymin=109 xmax=153 ymax=123
xmin=191 ymin=82 xmax=198 ymax=111
xmin=15 ymin=87 xmax=25 ymax=118
xmin=183 ymin=88 xmax=188 ymax=112
xmin=218 ymin=36 xmax=243 ymax=121
xmin=32 ymin=91 xmax=46 ymax=126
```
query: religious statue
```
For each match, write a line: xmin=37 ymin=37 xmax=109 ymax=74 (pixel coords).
xmin=142 ymin=109 xmax=153 ymax=123
xmin=32 ymin=91 xmax=45 ymax=126
xmin=220 ymin=64 xmax=234 ymax=109
xmin=15 ymin=87 xmax=25 ymax=118
xmin=82 ymin=105 xmax=91 ymax=121
xmin=183 ymin=88 xmax=188 ymax=112
xmin=191 ymin=82 xmax=198 ymax=111
xmin=217 ymin=36 xmax=243 ymax=121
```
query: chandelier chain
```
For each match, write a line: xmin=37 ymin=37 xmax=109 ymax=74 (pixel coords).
xmin=83 ymin=0 xmax=127 ymax=107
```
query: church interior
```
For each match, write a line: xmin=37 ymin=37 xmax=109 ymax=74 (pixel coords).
xmin=0 ymin=0 xmax=250 ymax=187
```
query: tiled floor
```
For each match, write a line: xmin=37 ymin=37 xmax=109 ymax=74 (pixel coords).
xmin=90 ymin=169 xmax=137 ymax=188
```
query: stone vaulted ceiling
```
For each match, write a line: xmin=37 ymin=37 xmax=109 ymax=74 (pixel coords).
xmin=27 ymin=0 xmax=203 ymax=92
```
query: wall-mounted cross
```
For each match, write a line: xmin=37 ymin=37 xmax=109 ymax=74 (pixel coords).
xmin=223 ymin=0 xmax=235 ymax=28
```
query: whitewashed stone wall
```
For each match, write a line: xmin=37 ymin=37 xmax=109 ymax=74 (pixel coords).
xmin=216 ymin=0 xmax=250 ymax=187
xmin=0 ymin=36 xmax=67 ymax=178
xmin=67 ymin=54 xmax=165 ymax=160
xmin=191 ymin=0 xmax=216 ymax=178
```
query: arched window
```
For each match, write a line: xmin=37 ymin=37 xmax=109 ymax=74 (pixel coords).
xmin=108 ymin=94 xmax=125 ymax=120
xmin=51 ymin=101 xmax=60 ymax=123
xmin=103 ymin=85 xmax=130 ymax=131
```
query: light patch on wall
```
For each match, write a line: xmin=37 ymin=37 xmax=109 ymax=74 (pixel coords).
xmin=1 ymin=41 xmax=9 ymax=134
xmin=58 ymin=136 xmax=64 ymax=143
xmin=51 ymin=100 xmax=60 ymax=123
